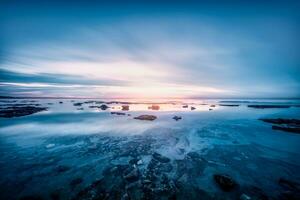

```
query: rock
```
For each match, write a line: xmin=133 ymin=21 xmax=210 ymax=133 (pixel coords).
xmin=182 ymin=105 xmax=188 ymax=108
xmin=134 ymin=115 xmax=157 ymax=121
xmin=73 ymin=102 xmax=83 ymax=106
xmin=122 ymin=105 xmax=129 ymax=111
xmin=152 ymin=152 xmax=170 ymax=163
xmin=260 ymin=118 xmax=300 ymax=134
xmin=55 ymin=165 xmax=71 ymax=173
xmin=0 ymin=106 xmax=47 ymax=118
xmin=279 ymin=178 xmax=300 ymax=190
xmin=148 ymin=105 xmax=160 ymax=110
xmin=111 ymin=112 xmax=126 ymax=115
xmin=191 ymin=106 xmax=196 ymax=110
xmin=213 ymin=174 xmax=237 ymax=191
xmin=248 ymin=105 xmax=290 ymax=109
xmin=210 ymin=105 xmax=216 ymax=107
xmin=173 ymin=116 xmax=182 ymax=121
xmin=59 ymin=101 xmax=63 ymax=104
xmin=124 ymin=168 xmax=139 ymax=183
xmin=100 ymin=104 xmax=108 ymax=110
xmin=70 ymin=177 xmax=83 ymax=188
xmin=77 ymin=107 xmax=84 ymax=110
xmin=137 ymin=160 xmax=143 ymax=165
xmin=209 ymin=108 xmax=213 ymax=111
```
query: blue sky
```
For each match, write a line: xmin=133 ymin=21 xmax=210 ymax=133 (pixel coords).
xmin=0 ymin=0 xmax=299 ymax=98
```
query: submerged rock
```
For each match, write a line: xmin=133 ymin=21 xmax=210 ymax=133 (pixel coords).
xmin=0 ymin=106 xmax=47 ymax=118
xmin=173 ymin=116 xmax=182 ymax=121
xmin=134 ymin=115 xmax=157 ymax=121
xmin=213 ymin=174 xmax=237 ymax=191
xmin=152 ymin=152 xmax=170 ymax=163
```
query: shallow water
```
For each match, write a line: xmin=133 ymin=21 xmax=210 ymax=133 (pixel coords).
xmin=0 ymin=99 xmax=300 ymax=199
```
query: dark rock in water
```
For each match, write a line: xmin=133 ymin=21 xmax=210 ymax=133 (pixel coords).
xmin=260 ymin=118 xmax=300 ymax=134
xmin=55 ymin=165 xmax=71 ymax=173
xmin=99 ymin=104 xmax=109 ymax=110
xmin=182 ymin=105 xmax=188 ymax=108
xmin=152 ymin=152 xmax=170 ymax=163
xmin=209 ymin=108 xmax=213 ymax=111
xmin=213 ymin=174 xmax=237 ymax=191
xmin=272 ymin=125 xmax=300 ymax=134
xmin=122 ymin=105 xmax=129 ymax=111
xmin=77 ymin=107 xmax=84 ymax=110
xmin=248 ymin=105 xmax=290 ymax=109
xmin=219 ymin=104 xmax=240 ymax=107
xmin=260 ymin=118 xmax=300 ymax=125
xmin=0 ymin=106 xmax=47 ymax=118
xmin=191 ymin=106 xmax=196 ymax=110
xmin=59 ymin=101 xmax=63 ymax=104
xmin=210 ymin=105 xmax=216 ymax=107
xmin=173 ymin=116 xmax=182 ymax=121
xmin=134 ymin=115 xmax=157 ymax=121
xmin=111 ymin=112 xmax=126 ymax=115
xmin=70 ymin=177 xmax=83 ymax=188
xmin=124 ymin=168 xmax=139 ymax=183
xmin=148 ymin=105 xmax=160 ymax=110
xmin=279 ymin=178 xmax=300 ymax=191
xmin=73 ymin=102 xmax=83 ymax=106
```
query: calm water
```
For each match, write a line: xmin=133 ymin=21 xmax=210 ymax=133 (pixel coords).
xmin=0 ymin=99 xmax=300 ymax=199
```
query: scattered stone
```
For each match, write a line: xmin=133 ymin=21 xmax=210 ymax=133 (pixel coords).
xmin=77 ymin=107 xmax=84 ymax=110
xmin=248 ymin=105 xmax=290 ymax=109
xmin=173 ymin=116 xmax=182 ymax=121
xmin=148 ymin=105 xmax=160 ymax=110
xmin=111 ymin=112 xmax=126 ymax=115
xmin=210 ymin=105 xmax=216 ymax=107
xmin=182 ymin=105 xmax=188 ymax=108
xmin=152 ymin=152 xmax=170 ymax=163
xmin=191 ymin=106 xmax=196 ymax=110
xmin=122 ymin=105 xmax=130 ymax=111
xmin=209 ymin=108 xmax=213 ymax=111
xmin=124 ymin=168 xmax=139 ymax=183
xmin=0 ymin=106 xmax=47 ymax=118
xmin=73 ymin=102 xmax=83 ymax=106
xmin=134 ymin=115 xmax=157 ymax=121
xmin=59 ymin=101 xmax=63 ymax=104
xmin=213 ymin=174 xmax=237 ymax=191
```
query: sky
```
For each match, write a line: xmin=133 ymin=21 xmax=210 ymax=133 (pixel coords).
xmin=0 ymin=0 xmax=299 ymax=99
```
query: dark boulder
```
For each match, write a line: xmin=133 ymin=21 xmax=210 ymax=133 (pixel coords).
xmin=213 ymin=174 xmax=237 ymax=191
xmin=134 ymin=115 xmax=157 ymax=121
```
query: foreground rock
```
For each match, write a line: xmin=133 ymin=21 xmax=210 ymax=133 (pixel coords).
xmin=122 ymin=105 xmax=129 ymax=111
xmin=278 ymin=178 xmax=300 ymax=200
xmin=213 ymin=174 xmax=237 ymax=191
xmin=248 ymin=105 xmax=290 ymax=109
xmin=0 ymin=106 xmax=47 ymax=118
xmin=134 ymin=115 xmax=157 ymax=121
xmin=260 ymin=118 xmax=300 ymax=134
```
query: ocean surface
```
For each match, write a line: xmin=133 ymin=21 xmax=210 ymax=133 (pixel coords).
xmin=0 ymin=98 xmax=300 ymax=200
